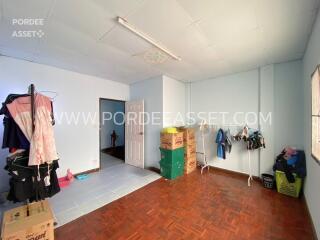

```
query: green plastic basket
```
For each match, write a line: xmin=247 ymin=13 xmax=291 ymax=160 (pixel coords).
xmin=159 ymin=147 xmax=184 ymax=165
xmin=160 ymin=160 xmax=184 ymax=180
xmin=275 ymin=171 xmax=302 ymax=198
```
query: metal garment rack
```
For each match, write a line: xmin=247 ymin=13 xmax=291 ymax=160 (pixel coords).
xmin=24 ymin=84 xmax=36 ymax=216
xmin=29 ymin=84 xmax=36 ymax=132
xmin=27 ymin=84 xmax=58 ymax=224
xmin=197 ymin=121 xmax=244 ymax=175
xmin=197 ymin=120 xmax=209 ymax=174
xmin=196 ymin=122 xmax=257 ymax=187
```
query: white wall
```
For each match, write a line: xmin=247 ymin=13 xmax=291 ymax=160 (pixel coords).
xmin=274 ymin=61 xmax=304 ymax=154
xmin=303 ymin=9 xmax=320 ymax=238
xmin=100 ymin=100 xmax=125 ymax=149
xmin=190 ymin=70 xmax=260 ymax=176
xmin=259 ymin=65 xmax=275 ymax=174
xmin=0 ymin=56 xmax=129 ymax=192
xmin=130 ymin=75 xmax=186 ymax=168
xmin=163 ymin=76 xmax=186 ymax=127
xmin=130 ymin=76 xmax=163 ymax=168
xmin=189 ymin=61 xmax=304 ymax=176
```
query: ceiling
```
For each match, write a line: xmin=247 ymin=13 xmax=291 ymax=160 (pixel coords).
xmin=0 ymin=0 xmax=319 ymax=84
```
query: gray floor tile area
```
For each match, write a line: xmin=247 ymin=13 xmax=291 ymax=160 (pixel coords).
xmin=0 ymin=154 xmax=160 ymax=229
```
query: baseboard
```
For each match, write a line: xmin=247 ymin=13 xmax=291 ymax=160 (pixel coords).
xmin=74 ymin=168 xmax=100 ymax=176
xmin=302 ymin=195 xmax=318 ymax=240
xmin=209 ymin=166 xmax=261 ymax=182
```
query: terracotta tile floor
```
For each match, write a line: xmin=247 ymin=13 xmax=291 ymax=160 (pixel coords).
xmin=55 ymin=168 xmax=315 ymax=240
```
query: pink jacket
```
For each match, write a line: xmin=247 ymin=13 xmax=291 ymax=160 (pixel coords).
xmin=7 ymin=94 xmax=58 ymax=166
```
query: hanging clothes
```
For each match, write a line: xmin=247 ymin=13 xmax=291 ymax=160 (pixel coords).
xmin=246 ymin=131 xmax=266 ymax=150
xmin=0 ymin=94 xmax=30 ymax=150
xmin=1 ymin=89 xmax=60 ymax=203
xmin=215 ymin=128 xmax=226 ymax=159
xmin=5 ymin=155 xmax=60 ymax=202
xmin=234 ymin=126 xmax=266 ymax=150
xmin=7 ymin=93 xmax=58 ymax=166
xmin=224 ymin=129 xmax=232 ymax=154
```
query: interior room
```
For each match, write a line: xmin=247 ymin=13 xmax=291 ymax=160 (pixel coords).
xmin=0 ymin=0 xmax=320 ymax=239
xmin=99 ymin=98 xmax=125 ymax=169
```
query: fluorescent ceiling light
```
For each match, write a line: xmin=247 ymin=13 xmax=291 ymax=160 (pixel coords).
xmin=117 ymin=16 xmax=181 ymax=61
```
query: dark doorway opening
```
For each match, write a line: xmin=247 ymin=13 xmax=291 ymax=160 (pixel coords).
xmin=99 ymin=98 xmax=125 ymax=169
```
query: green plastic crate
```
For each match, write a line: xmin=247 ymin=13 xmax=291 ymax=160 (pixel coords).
xmin=160 ymin=160 xmax=184 ymax=180
xmin=275 ymin=170 xmax=302 ymax=198
xmin=159 ymin=147 xmax=184 ymax=165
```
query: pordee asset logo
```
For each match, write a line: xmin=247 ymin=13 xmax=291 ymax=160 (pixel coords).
xmin=12 ymin=30 xmax=45 ymax=38
xmin=11 ymin=18 xmax=45 ymax=38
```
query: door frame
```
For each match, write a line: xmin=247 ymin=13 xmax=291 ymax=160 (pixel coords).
xmin=99 ymin=98 xmax=126 ymax=170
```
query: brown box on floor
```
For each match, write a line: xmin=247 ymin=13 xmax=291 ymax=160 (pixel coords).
xmin=160 ymin=132 xmax=184 ymax=150
xmin=180 ymin=127 xmax=197 ymax=174
xmin=177 ymin=127 xmax=196 ymax=144
xmin=184 ymin=157 xmax=197 ymax=174
xmin=1 ymin=200 xmax=54 ymax=240
xmin=185 ymin=145 xmax=196 ymax=159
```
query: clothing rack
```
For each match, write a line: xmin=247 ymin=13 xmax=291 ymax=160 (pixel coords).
xmin=196 ymin=122 xmax=261 ymax=187
xmin=28 ymin=84 xmax=35 ymax=133
xmin=198 ymin=120 xmax=209 ymax=174
xmin=26 ymin=84 xmax=36 ymax=216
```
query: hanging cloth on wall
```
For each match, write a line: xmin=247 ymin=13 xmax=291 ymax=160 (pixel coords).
xmin=225 ymin=129 xmax=232 ymax=154
xmin=6 ymin=93 xmax=58 ymax=165
xmin=234 ymin=126 xmax=266 ymax=150
xmin=215 ymin=128 xmax=233 ymax=160
xmin=0 ymin=94 xmax=30 ymax=150
xmin=215 ymin=128 xmax=226 ymax=159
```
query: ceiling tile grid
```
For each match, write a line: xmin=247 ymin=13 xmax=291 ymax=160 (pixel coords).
xmin=0 ymin=0 xmax=319 ymax=84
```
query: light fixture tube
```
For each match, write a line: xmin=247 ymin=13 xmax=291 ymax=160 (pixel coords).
xmin=117 ymin=16 xmax=181 ymax=61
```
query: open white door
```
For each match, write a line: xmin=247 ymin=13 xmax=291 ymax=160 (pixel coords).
xmin=125 ymin=100 xmax=144 ymax=168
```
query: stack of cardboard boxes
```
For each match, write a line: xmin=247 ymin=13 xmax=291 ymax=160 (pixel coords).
xmin=178 ymin=127 xmax=197 ymax=174
xmin=159 ymin=132 xmax=184 ymax=179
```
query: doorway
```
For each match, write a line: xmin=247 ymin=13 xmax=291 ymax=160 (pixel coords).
xmin=99 ymin=98 xmax=125 ymax=169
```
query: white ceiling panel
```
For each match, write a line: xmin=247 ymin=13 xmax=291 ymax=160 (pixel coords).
xmin=51 ymin=0 xmax=113 ymax=41
xmin=2 ymin=0 xmax=53 ymax=20
xmin=92 ymin=0 xmax=146 ymax=18
xmin=101 ymin=25 xmax=151 ymax=56
xmin=40 ymin=19 xmax=98 ymax=57
xmin=0 ymin=0 xmax=319 ymax=83
xmin=0 ymin=0 xmax=3 ymax=21
xmin=0 ymin=44 xmax=36 ymax=62
xmin=127 ymin=0 xmax=194 ymax=50
xmin=152 ymin=59 xmax=202 ymax=81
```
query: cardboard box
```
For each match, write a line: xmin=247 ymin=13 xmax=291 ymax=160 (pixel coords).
xmin=184 ymin=160 xmax=197 ymax=174
xmin=185 ymin=153 xmax=196 ymax=162
xmin=160 ymin=132 xmax=184 ymax=150
xmin=1 ymin=200 xmax=54 ymax=240
xmin=184 ymin=145 xmax=196 ymax=158
xmin=177 ymin=127 xmax=196 ymax=143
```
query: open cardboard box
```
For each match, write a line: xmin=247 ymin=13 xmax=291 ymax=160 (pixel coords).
xmin=1 ymin=200 xmax=54 ymax=240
